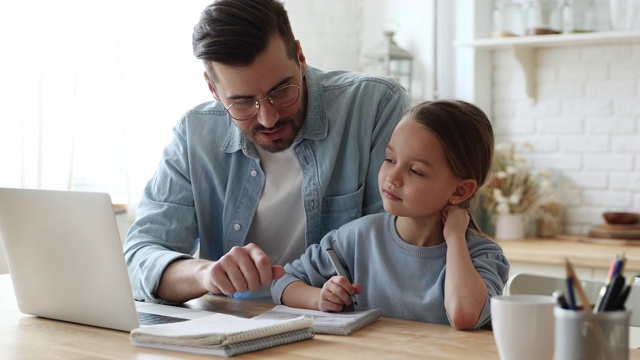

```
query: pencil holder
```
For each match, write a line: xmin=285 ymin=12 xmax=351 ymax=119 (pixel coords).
xmin=554 ymin=307 xmax=630 ymax=360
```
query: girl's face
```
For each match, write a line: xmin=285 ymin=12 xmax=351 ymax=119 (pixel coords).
xmin=378 ymin=117 xmax=463 ymax=219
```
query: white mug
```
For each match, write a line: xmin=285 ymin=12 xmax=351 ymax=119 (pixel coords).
xmin=491 ymin=294 xmax=556 ymax=360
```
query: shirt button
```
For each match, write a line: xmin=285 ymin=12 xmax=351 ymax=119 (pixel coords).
xmin=250 ymin=170 xmax=257 ymax=177
xmin=233 ymin=224 xmax=241 ymax=231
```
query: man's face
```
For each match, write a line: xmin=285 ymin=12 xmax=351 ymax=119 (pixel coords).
xmin=206 ymin=36 xmax=307 ymax=153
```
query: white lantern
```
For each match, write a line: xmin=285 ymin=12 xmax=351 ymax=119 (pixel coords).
xmin=363 ymin=30 xmax=413 ymax=97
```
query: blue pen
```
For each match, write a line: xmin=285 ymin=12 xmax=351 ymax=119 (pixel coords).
xmin=566 ymin=277 xmax=577 ymax=310
xmin=595 ymin=254 xmax=626 ymax=312
xmin=326 ymin=247 xmax=358 ymax=306
xmin=612 ymin=256 xmax=625 ymax=278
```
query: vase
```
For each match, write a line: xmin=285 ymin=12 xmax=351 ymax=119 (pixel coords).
xmin=495 ymin=213 xmax=525 ymax=240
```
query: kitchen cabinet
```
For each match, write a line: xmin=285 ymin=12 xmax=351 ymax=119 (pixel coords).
xmin=456 ymin=31 xmax=640 ymax=104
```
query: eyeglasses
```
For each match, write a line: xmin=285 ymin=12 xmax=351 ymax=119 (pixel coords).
xmin=222 ymin=81 xmax=302 ymax=121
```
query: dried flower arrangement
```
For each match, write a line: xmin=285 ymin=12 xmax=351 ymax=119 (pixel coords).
xmin=481 ymin=142 xmax=552 ymax=216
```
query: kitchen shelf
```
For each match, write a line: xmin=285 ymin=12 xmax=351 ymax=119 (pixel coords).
xmin=455 ymin=31 xmax=640 ymax=103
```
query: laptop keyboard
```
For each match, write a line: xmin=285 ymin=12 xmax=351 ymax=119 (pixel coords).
xmin=137 ymin=311 xmax=190 ymax=326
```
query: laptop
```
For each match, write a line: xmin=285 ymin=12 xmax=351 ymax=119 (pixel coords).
xmin=0 ymin=187 xmax=211 ymax=332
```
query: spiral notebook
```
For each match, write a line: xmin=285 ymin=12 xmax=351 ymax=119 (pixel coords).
xmin=253 ymin=305 xmax=382 ymax=335
xmin=130 ymin=313 xmax=314 ymax=357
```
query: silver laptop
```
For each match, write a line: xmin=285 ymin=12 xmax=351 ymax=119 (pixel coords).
xmin=0 ymin=187 xmax=210 ymax=332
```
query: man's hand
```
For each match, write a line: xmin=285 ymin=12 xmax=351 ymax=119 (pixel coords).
xmin=156 ymin=243 xmax=284 ymax=303
xmin=203 ymin=243 xmax=285 ymax=295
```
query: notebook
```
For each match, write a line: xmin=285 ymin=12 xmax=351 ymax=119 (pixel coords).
xmin=130 ymin=313 xmax=314 ymax=357
xmin=252 ymin=305 xmax=382 ymax=335
xmin=0 ymin=187 xmax=211 ymax=332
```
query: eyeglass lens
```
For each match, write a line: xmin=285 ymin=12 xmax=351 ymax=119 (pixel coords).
xmin=227 ymin=84 xmax=300 ymax=120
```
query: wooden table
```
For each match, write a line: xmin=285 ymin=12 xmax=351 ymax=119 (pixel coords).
xmin=1 ymin=274 xmax=638 ymax=359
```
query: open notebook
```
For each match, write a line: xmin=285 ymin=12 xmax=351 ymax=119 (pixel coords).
xmin=253 ymin=305 xmax=382 ymax=335
xmin=0 ymin=187 xmax=212 ymax=332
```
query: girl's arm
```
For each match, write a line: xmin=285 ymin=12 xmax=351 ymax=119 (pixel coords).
xmin=442 ymin=206 xmax=488 ymax=330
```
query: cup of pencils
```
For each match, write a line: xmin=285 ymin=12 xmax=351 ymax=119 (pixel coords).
xmin=553 ymin=257 xmax=632 ymax=360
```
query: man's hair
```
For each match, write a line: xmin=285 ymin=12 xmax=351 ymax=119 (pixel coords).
xmin=192 ymin=0 xmax=298 ymax=67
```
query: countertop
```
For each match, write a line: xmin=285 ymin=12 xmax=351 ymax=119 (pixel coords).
xmin=497 ymin=235 xmax=640 ymax=273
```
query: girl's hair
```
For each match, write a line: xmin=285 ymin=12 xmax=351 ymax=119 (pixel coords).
xmin=404 ymin=100 xmax=494 ymax=234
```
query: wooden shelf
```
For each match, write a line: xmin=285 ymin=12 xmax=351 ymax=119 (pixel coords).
xmin=456 ymin=31 xmax=640 ymax=49
xmin=455 ymin=31 xmax=640 ymax=104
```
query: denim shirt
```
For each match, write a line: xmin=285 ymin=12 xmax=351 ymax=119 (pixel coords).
xmin=124 ymin=66 xmax=409 ymax=302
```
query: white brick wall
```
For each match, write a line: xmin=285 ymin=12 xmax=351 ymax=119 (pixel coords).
xmin=286 ymin=0 xmax=640 ymax=237
xmin=286 ymin=0 xmax=363 ymax=71
xmin=492 ymin=42 xmax=640 ymax=235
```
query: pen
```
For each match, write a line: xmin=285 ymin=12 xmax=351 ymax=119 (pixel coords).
xmin=614 ymin=276 xmax=634 ymax=310
xmin=601 ymin=274 xmax=625 ymax=312
xmin=565 ymin=276 xmax=577 ymax=310
xmin=594 ymin=255 xmax=622 ymax=313
xmin=566 ymin=259 xmax=592 ymax=312
xmin=326 ymin=247 xmax=358 ymax=306
xmin=552 ymin=290 xmax=569 ymax=309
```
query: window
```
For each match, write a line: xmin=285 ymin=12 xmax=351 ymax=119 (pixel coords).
xmin=0 ymin=1 xmax=211 ymax=205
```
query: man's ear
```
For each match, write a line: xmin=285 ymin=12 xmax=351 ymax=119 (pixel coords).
xmin=295 ymin=40 xmax=307 ymax=74
xmin=451 ymin=179 xmax=478 ymax=205
xmin=203 ymin=71 xmax=219 ymax=101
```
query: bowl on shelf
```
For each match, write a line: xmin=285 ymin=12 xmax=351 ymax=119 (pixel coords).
xmin=603 ymin=212 xmax=640 ymax=225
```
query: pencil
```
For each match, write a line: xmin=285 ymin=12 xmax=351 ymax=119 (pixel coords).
xmin=565 ymin=258 xmax=592 ymax=312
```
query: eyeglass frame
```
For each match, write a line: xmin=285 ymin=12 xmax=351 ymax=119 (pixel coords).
xmin=217 ymin=78 xmax=303 ymax=121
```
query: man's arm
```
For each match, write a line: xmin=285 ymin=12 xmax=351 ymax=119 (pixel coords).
xmin=155 ymin=244 xmax=285 ymax=303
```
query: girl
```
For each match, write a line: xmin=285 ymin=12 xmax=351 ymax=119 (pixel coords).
xmin=271 ymin=100 xmax=510 ymax=330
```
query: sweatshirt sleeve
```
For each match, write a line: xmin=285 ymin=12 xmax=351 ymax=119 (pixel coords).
xmin=271 ymin=230 xmax=347 ymax=304
xmin=466 ymin=237 xmax=511 ymax=329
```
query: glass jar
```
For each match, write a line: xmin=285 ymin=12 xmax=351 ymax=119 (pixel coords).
xmin=493 ymin=0 xmax=524 ymax=38
xmin=525 ymin=0 xmax=562 ymax=35
xmin=562 ymin=0 xmax=595 ymax=33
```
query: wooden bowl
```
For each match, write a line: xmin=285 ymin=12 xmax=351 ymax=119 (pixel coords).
xmin=603 ymin=212 xmax=640 ymax=225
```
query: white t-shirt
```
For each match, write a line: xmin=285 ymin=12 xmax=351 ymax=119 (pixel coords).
xmin=247 ymin=146 xmax=306 ymax=269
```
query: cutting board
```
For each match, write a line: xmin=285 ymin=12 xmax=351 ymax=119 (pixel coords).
xmin=587 ymin=223 xmax=640 ymax=240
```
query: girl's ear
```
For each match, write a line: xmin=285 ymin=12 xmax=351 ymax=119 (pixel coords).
xmin=450 ymin=179 xmax=477 ymax=205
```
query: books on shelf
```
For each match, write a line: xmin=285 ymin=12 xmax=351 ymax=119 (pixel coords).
xmin=253 ymin=305 xmax=382 ymax=335
xmin=130 ymin=313 xmax=314 ymax=357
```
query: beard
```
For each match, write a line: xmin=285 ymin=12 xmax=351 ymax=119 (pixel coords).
xmin=246 ymin=90 xmax=307 ymax=153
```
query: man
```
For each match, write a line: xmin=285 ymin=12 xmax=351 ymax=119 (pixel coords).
xmin=124 ymin=0 xmax=409 ymax=303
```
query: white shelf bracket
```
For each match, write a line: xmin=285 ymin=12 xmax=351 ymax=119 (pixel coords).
xmin=511 ymin=46 xmax=536 ymax=105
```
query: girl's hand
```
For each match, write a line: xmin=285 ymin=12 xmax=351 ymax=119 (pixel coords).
xmin=318 ymin=276 xmax=361 ymax=312
xmin=442 ymin=205 xmax=469 ymax=243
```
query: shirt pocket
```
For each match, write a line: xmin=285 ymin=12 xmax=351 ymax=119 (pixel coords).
xmin=321 ymin=184 xmax=365 ymax=235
